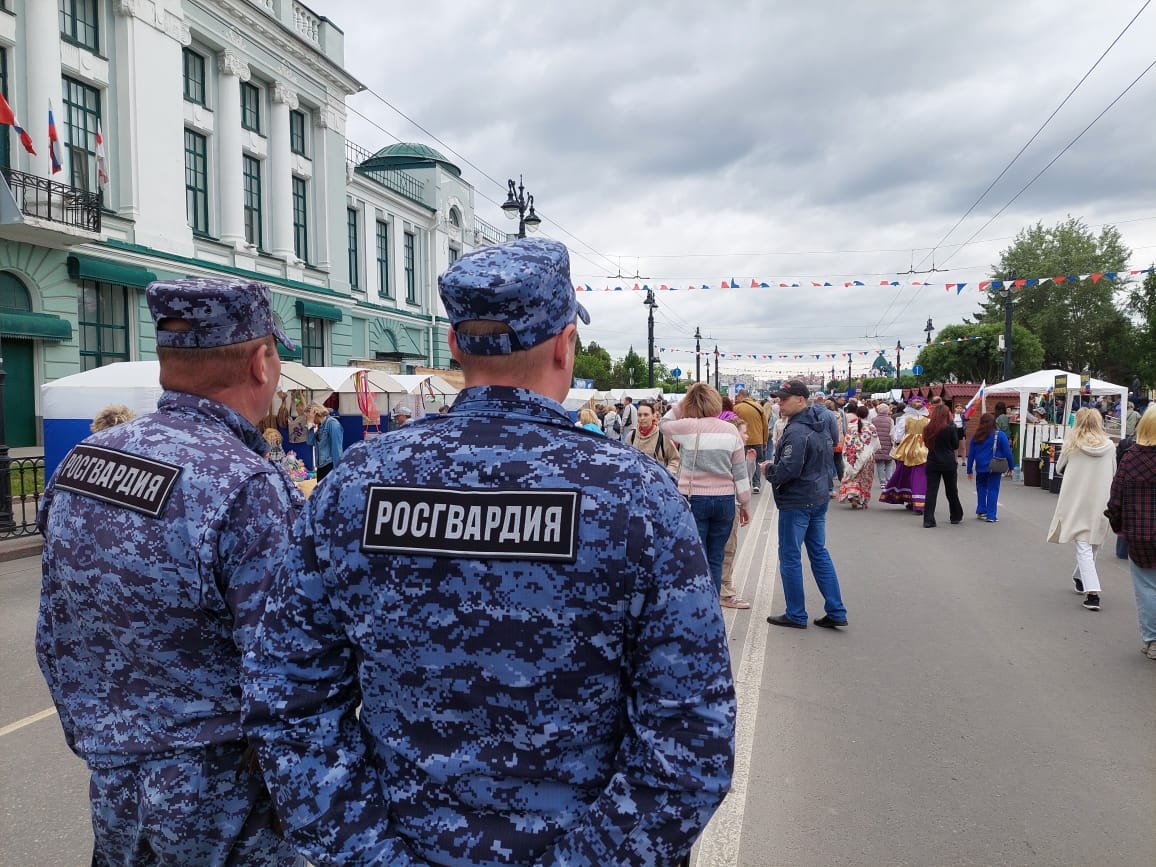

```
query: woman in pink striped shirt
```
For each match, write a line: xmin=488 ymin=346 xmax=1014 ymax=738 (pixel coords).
xmin=662 ymin=383 xmax=752 ymax=592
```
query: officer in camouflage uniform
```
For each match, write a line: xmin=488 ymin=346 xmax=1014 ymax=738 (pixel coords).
xmin=36 ymin=278 xmax=305 ymax=866
xmin=243 ymin=237 xmax=737 ymax=866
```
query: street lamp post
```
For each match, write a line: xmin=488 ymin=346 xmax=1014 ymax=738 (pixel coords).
xmin=644 ymin=289 xmax=658 ymax=388
xmin=924 ymin=317 xmax=935 ymax=347
xmin=846 ymin=354 xmax=852 ymax=389
xmin=1003 ymin=270 xmax=1016 ymax=379
xmin=713 ymin=345 xmax=720 ymax=392
xmin=500 ymin=175 xmax=541 ymax=239
xmin=895 ymin=340 xmax=903 ymax=388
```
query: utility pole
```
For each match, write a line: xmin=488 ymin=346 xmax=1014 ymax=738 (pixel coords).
xmin=705 ymin=354 xmax=710 ymax=387
xmin=644 ymin=289 xmax=657 ymax=388
xmin=1003 ymin=269 xmax=1016 ymax=380
xmin=895 ymin=340 xmax=903 ymax=388
xmin=694 ymin=326 xmax=702 ymax=383
xmin=714 ymin=345 xmax=720 ymax=391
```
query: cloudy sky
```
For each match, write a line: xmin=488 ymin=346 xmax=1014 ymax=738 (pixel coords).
xmin=312 ymin=0 xmax=1156 ymax=382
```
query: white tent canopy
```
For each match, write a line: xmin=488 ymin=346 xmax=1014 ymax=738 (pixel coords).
xmin=563 ymin=388 xmax=597 ymax=411
xmin=307 ymin=366 xmax=404 ymax=394
xmin=985 ymin=369 xmax=1129 ymax=468
xmin=40 ymin=360 xmax=330 ymax=420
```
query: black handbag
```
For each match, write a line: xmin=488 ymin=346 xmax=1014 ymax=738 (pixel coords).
xmin=988 ymin=457 xmax=1010 ymax=474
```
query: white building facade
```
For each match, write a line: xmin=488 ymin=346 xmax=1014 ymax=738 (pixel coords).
xmin=0 ymin=0 xmax=506 ymax=446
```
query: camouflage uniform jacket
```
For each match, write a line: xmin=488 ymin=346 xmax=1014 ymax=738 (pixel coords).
xmin=36 ymin=391 xmax=304 ymax=769
xmin=243 ymin=385 xmax=737 ymax=866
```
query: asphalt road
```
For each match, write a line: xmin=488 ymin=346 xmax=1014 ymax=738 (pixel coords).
xmin=730 ymin=478 xmax=1155 ymax=866
xmin=3 ymin=477 xmax=1153 ymax=866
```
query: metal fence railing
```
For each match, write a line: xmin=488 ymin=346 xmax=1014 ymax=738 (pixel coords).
xmin=0 ymin=453 xmax=45 ymax=540
xmin=2 ymin=169 xmax=101 ymax=233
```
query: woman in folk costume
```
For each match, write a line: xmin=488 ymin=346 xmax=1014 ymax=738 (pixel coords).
xmin=1047 ymin=408 xmax=1117 ymax=612
xmin=838 ymin=404 xmax=878 ymax=509
xmin=880 ymin=397 xmax=930 ymax=514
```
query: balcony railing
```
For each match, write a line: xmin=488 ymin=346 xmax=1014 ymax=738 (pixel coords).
xmin=345 ymin=142 xmax=427 ymax=205
xmin=0 ymin=453 xmax=45 ymax=540
xmin=293 ymin=1 xmax=321 ymax=43
xmin=2 ymin=169 xmax=101 ymax=233
xmin=474 ymin=215 xmax=506 ymax=246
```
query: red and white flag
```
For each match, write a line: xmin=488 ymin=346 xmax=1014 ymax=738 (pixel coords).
xmin=0 ymin=92 xmax=36 ymax=155
xmin=95 ymin=121 xmax=108 ymax=189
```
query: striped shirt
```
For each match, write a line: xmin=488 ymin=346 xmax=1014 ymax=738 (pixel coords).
xmin=661 ymin=412 xmax=751 ymax=503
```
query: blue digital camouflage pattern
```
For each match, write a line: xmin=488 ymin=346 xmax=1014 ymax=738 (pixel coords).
xmin=37 ymin=390 xmax=305 ymax=864
xmin=89 ymin=743 xmax=300 ymax=866
xmin=146 ymin=276 xmax=294 ymax=349
xmin=243 ymin=386 xmax=737 ymax=866
xmin=438 ymin=237 xmax=590 ymax=355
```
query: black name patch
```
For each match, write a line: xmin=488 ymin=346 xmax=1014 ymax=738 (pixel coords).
xmin=55 ymin=444 xmax=182 ymax=519
xmin=361 ymin=486 xmax=581 ymax=561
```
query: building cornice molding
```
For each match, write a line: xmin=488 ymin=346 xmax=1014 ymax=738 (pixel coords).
xmin=193 ymin=0 xmax=365 ymax=97
xmin=115 ymin=0 xmax=191 ymax=45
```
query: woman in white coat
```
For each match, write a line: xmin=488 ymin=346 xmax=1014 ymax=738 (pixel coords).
xmin=1047 ymin=409 xmax=1117 ymax=611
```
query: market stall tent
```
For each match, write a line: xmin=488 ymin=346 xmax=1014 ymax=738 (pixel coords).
xmin=40 ymin=361 xmax=330 ymax=478
xmin=985 ymin=369 xmax=1128 ymax=469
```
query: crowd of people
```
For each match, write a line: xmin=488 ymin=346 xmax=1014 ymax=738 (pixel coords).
xmin=33 ymin=235 xmax=1155 ymax=866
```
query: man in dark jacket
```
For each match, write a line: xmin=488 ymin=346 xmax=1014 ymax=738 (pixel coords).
xmin=763 ymin=379 xmax=849 ymax=629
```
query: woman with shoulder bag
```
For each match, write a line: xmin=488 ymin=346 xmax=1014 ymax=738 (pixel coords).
xmin=966 ymin=412 xmax=1015 ymax=522
xmin=661 ymin=383 xmax=751 ymax=594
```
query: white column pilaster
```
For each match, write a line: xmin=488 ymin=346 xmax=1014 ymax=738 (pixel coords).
xmin=217 ymin=51 xmax=249 ymax=247
xmin=26 ymin=0 xmax=65 ymax=180
xmin=269 ymin=81 xmax=297 ymax=260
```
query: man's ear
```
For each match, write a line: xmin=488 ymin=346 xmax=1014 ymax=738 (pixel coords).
xmin=250 ymin=341 xmax=274 ymax=386
xmin=554 ymin=324 xmax=577 ymax=369
xmin=448 ymin=327 xmax=464 ymax=365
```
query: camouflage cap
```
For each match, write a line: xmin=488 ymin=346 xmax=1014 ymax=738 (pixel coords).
xmin=146 ymin=277 xmax=295 ymax=350
xmin=438 ymin=237 xmax=590 ymax=355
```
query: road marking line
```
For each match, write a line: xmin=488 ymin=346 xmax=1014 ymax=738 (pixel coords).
xmin=695 ymin=491 xmax=778 ymax=866
xmin=0 ymin=707 xmax=58 ymax=738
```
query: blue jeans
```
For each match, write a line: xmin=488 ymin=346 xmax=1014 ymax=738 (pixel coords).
xmin=1129 ymin=559 xmax=1156 ymax=643
xmin=975 ymin=471 xmax=1002 ymax=519
xmin=690 ymin=495 xmax=735 ymax=593
xmin=777 ymin=501 xmax=847 ymax=624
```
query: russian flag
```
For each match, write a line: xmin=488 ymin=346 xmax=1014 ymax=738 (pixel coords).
xmin=963 ymin=380 xmax=986 ymax=419
xmin=48 ymin=100 xmax=63 ymax=174
xmin=0 ymin=92 xmax=36 ymax=155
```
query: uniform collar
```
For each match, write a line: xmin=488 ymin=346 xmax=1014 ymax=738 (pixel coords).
xmin=450 ymin=385 xmax=572 ymax=427
xmin=158 ymin=390 xmax=268 ymax=455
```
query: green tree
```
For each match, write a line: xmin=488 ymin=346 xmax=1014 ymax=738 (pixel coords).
xmin=573 ymin=340 xmax=612 ymax=390
xmin=611 ymin=346 xmax=648 ymax=388
xmin=915 ymin=322 xmax=1044 ymax=383
xmin=1122 ymin=266 xmax=1156 ymax=389
xmin=974 ymin=217 xmax=1133 ymax=376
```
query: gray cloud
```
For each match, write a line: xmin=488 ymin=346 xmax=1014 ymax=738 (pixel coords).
xmin=313 ymin=0 xmax=1156 ymax=372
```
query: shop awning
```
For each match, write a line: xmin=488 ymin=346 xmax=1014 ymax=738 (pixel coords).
xmin=0 ymin=310 xmax=73 ymax=341
xmin=67 ymin=254 xmax=158 ymax=288
xmin=295 ymin=299 xmax=343 ymax=322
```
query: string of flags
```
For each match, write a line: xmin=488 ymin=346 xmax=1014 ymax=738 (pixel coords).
xmin=575 ymin=267 xmax=1154 ymax=296
xmin=658 ymin=336 xmax=985 ymax=362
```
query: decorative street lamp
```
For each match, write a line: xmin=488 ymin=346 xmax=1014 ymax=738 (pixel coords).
xmin=643 ymin=289 xmax=658 ymax=387
xmin=924 ymin=317 xmax=935 ymax=346
xmin=500 ymin=175 xmax=541 ymax=239
xmin=895 ymin=340 xmax=903 ymax=387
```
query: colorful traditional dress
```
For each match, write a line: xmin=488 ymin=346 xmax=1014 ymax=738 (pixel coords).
xmin=838 ymin=419 xmax=877 ymax=508
xmin=880 ymin=415 xmax=929 ymax=513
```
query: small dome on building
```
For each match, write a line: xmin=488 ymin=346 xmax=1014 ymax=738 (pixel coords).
xmin=360 ymin=142 xmax=461 ymax=176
